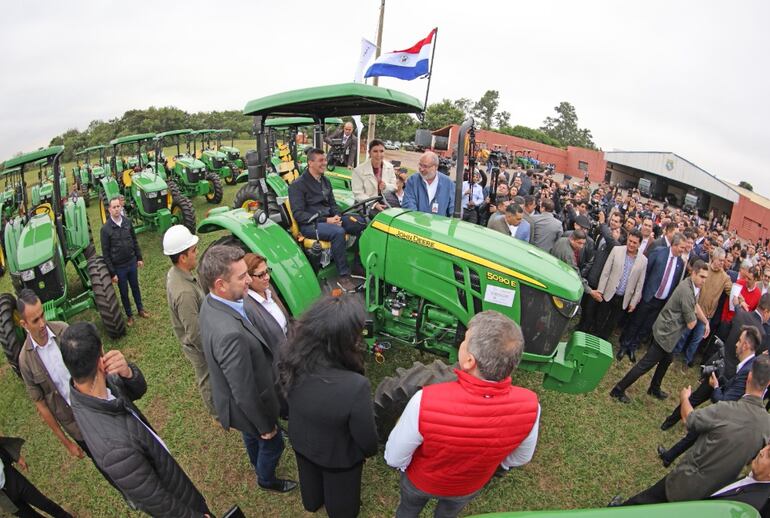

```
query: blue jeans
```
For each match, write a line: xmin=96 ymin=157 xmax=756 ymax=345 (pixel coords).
xmin=673 ymin=320 xmax=705 ymax=365
xmin=115 ymin=263 xmax=143 ymax=317
xmin=395 ymin=472 xmax=481 ymax=518
xmin=242 ymin=429 xmax=284 ymax=485
xmin=300 ymin=215 xmax=365 ymax=276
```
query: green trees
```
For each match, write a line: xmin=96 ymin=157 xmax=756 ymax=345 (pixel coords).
xmin=540 ymin=101 xmax=596 ymax=149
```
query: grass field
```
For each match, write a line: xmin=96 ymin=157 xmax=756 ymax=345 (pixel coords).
xmin=0 ymin=162 xmax=702 ymax=517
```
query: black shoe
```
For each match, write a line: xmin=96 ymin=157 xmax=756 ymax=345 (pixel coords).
xmin=615 ymin=348 xmax=625 ymax=361
xmin=648 ymin=388 xmax=669 ymax=400
xmin=657 ymin=445 xmax=672 ymax=468
xmin=258 ymin=479 xmax=297 ymax=493
xmin=686 ymin=360 xmax=695 ymax=369
xmin=610 ymin=387 xmax=631 ymax=404
xmin=660 ymin=416 xmax=677 ymax=431
xmin=628 ymin=350 xmax=637 ymax=363
xmin=608 ymin=495 xmax=624 ymax=507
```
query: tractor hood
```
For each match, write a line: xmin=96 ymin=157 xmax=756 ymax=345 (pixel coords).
xmin=203 ymin=150 xmax=227 ymax=159
xmin=132 ymin=170 xmax=168 ymax=192
xmin=369 ymin=209 xmax=583 ymax=301
xmin=175 ymin=156 xmax=206 ymax=169
xmin=219 ymin=146 xmax=239 ymax=154
xmin=16 ymin=214 xmax=56 ymax=270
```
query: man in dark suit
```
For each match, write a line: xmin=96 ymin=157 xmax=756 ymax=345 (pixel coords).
xmin=723 ymin=296 xmax=770 ymax=376
xmin=611 ymin=355 xmax=770 ymax=506
xmin=617 ymin=233 xmax=687 ymax=361
xmin=709 ymin=443 xmax=770 ymax=516
xmin=646 ymin=221 xmax=677 ymax=257
xmin=658 ymin=325 xmax=762 ymax=465
xmin=198 ymin=244 xmax=297 ymax=493
xmin=324 ymin=121 xmax=357 ymax=168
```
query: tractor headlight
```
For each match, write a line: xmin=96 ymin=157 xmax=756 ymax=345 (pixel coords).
xmin=39 ymin=260 xmax=55 ymax=276
xmin=147 ymin=191 xmax=158 ymax=199
xmin=552 ymin=295 xmax=580 ymax=319
xmin=160 ymin=189 xmax=168 ymax=196
xmin=21 ymin=269 xmax=35 ymax=281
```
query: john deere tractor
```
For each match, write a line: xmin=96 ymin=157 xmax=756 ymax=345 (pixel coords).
xmin=190 ymin=130 xmax=235 ymax=186
xmin=0 ymin=146 xmax=126 ymax=374
xmin=72 ymin=145 xmax=110 ymax=204
xmin=99 ymin=133 xmax=196 ymax=234
xmin=198 ymin=84 xmax=613 ymax=428
xmin=31 ymin=158 xmax=68 ymax=208
xmin=154 ymin=130 xmax=223 ymax=205
xmin=213 ymin=129 xmax=244 ymax=183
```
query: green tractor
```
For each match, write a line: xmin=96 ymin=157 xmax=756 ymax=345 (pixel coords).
xmin=198 ymin=83 xmax=613 ymax=426
xmin=99 ymin=133 xmax=196 ymax=234
xmin=190 ymin=129 xmax=236 ymax=186
xmin=30 ymin=158 xmax=68 ymax=208
xmin=0 ymin=146 xmax=126 ymax=374
xmin=72 ymin=144 xmax=111 ymax=205
xmin=154 ymin=129 xmax=223 ymax=205
xmin=212 ymin=128 xmax=244 ymax=180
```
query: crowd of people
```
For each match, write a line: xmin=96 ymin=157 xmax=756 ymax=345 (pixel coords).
xmin=4 ymin=146 xmax=770 ymax=517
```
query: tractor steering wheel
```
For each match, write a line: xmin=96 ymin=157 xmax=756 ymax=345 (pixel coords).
xmin=342 ymin=196 xmax=383 ymax=218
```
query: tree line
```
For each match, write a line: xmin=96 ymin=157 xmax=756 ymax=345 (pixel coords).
xmin=45 ymin=92 xmax=596 ymax=162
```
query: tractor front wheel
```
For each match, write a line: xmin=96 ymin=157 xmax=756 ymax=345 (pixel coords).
xmin=0 ymin=293 xmax=23 ymax=376
xmin=171 ymin=193 xmax=196 ymax=233
xmin=87 ymin=256 xmax=126 ymax=339
xmin=166 ymin=179 xmax=181 ymax=198
xmin=232 ymin=184 xmax=280 ymax=214
xmin=373 ymin=360 xmax=456 ymax=442
xmin=205 ymin=173 xmax=224 ymax=204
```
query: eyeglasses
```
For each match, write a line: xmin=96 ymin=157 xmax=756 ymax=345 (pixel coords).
xmin=251 ymin=267 xmax=272 ymax=279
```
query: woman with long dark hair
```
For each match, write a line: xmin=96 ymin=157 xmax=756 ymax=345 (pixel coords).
xmin=277 ymin=294 xmax=377 ymax=518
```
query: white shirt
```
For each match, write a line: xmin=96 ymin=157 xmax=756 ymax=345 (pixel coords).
xmin=711 ymin=472 xmax=770 ymax=497
xmin=32 ymin=327 xmax=71 ymax=405
xmin=657 ymin=251 xmax=678 ymax=299
xmin=736 ymin=353 xmax=756 ymax=374
xmin=422 ymin=175 xmax=439 ymax=208
xmin=248 ymin=289 xmax=288 ymax=334
xmin=0 ymin=458 xmax=4 ymax=489
xmin=384 ymin=389 xmax=541 ymax=471
xmin=105 ymin=389 xmax=169 ymax=452
xmin=507 ymin=223 xmax=520 ymax=236
xmin=460 ymin=181 xmax=484 ymax=210
xmin=110 ymin=215 xmax=123 ymax=227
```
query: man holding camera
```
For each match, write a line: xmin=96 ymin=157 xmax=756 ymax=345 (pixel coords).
xmin=658 ymin=325 xmax=762 ymax=466
xmin=324 ymin=121 xmax=357 ymax=168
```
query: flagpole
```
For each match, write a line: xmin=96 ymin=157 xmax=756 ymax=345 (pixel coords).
xmin=367 ymin=0 xmax=385 ymax=143
xmin=422 ymin=27 xmax=438 ymax=113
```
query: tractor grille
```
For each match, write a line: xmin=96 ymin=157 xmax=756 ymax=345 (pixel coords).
xmin=212 ymin=158 xmax=225 ymax=169
xmin=24 ymin=264 xmax=65 ymax=303
xmin=518 ymin=284 xmax=571 ymax=357
xmin=187 ymin=169 xmax=203 ymax=183
xmin=227 ymin=151 xmax=239 ymax=160
xmin=141 ymin=191 xmax=166 ymax=214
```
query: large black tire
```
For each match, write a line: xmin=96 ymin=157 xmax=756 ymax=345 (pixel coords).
xmin=205 ymin=172 xmax=224 ymax=204
xmin=232 ymin=184 xmax=280 ymax=214
xmin=98 ymin=190 xmax=109 ymax=224
xmin=166 ymin=179 xmax=181 ymax=198
xmin=171 ymin=193 xmax=196 ymax=233
xmin=84 ymin=242 xmax=96 ymax=260
xmin=373 ymin=360 xmax=457 ymax=442
xmin=226 ymin=167 xmax=239 ymax=185
xmin=87 ymin=256 xmax=126 ymax=339
xmin=0 ymin=293 xmax=23 ymax=376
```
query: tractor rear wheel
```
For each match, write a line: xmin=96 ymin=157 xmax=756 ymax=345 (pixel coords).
xmin=98 ymin=190 xmax=109 ymax=224
xmin=205 ymin=173 xmax=224 ymax=204
xmin=166 ymin=179 xmax=181 ymax=198
xmin=171 ymin=193 xmax=196 ymax=233
xmin=232 ymin=184 xmax=280 ymax=214
xmin=80 ymin=185 xmax=90 ymax=207
xmin=373 ymin=360 xmax=457 ymax=442
xmin=84 ymin=242 xmax=96 ymax=260
xmin=0 ymin=293 xmax=23 ymax=376
xmin=87 ymin=256 xmax=126 ymax=339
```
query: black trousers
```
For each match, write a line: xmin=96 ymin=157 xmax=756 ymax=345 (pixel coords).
xmin=615 ymin=339 xmax=673 ymax=393
xmin=661 ymin=431 xmax=698 ymax=465
xmin=578 ymin=293 xmax=600 ymax=334
xmin=663 ymin=379 xmax=714 ymax=427
xmin=619 ymin=297 xmax=666 ymax=353
xmin=623 ymin=475 xmax=669 ymax=505
xmin=595 ymin=296 xmax=626 ymax=341
xmin=3 ymin=466 xmax=71 ymax=518
xmin=295 ymin=451 xmax=364 ymax=518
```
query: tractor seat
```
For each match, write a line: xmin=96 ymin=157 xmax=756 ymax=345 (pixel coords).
xmin=276 ymin=160 xmax=299 ymax=184
xmin=283 ymin=199 xmax=350 ymax=251
xmin=32 ymin=203 xmax=55 ymax=222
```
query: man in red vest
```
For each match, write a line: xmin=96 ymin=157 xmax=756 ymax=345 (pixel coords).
xmin=384 ymin=311 xmax=540 ymax=518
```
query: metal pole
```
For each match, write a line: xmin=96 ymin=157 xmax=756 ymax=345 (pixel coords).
xmin=422 ymin=28 xmax=438 ymax=112
xmin=367 ymin=0 xmax=385 ymax=143
xmin=453 ymin=118 xmax=474 ymax=220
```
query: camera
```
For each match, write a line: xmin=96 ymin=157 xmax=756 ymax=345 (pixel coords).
xmin=326 ymin=138 xmax=347 ymax=168
xmin=700 ymin=337 xmax=725 ymax=380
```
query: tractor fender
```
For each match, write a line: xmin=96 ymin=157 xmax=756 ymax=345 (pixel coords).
xmin=99 ymin=177 xmax=121 ymax=201
xmin=266 ymin=174 xmax=288 ymax=199
xmin=198 ymin=209 xmax=322 ymax=316
xmin=62 ymin=197 xmax=90 ymax=252
xmin=3 ymin=219 xmax=23 ymax=274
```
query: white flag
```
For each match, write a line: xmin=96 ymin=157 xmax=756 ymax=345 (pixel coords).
xmin=355 ymin=38 xmax=377 ymax=84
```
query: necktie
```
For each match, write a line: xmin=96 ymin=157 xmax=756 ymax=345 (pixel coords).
xmin=656 ymin=256 xmax=675 ymax=299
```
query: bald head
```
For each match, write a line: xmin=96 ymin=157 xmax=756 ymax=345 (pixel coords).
xmin=343 ymin=122 xmax=354 ymax=136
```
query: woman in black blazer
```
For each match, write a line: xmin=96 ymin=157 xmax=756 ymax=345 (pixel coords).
xmin=277 ymin=294 xmax=378 ymax=518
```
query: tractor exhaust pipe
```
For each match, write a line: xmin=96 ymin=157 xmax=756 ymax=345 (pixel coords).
xmin=453 ymin=118 xmax=475 ymax=220
xmin=51 ymin=149 xmax=67 ymax=253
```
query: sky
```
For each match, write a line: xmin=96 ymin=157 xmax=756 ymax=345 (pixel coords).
xmin=2 ymin=0 xmax=768 ymax=196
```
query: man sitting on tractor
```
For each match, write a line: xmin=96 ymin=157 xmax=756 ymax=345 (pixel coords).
xmin=288 ymin=148 xmax=366 ymax=292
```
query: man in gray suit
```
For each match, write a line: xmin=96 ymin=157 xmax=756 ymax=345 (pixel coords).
xmin=550 ymin=230 xmax=591 ymax=294
xmin=530 ymin=198 xmax=562 ymax=252
xmin=488 ymin=203 xmax=530 ymax=242
xmin=198 ymin=245 xmax=297 ymax=493
xmin=613 ymin=354 xmax=770 ymax=506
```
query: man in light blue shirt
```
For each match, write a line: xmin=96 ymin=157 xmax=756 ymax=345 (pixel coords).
xmin=402 ymin=151 xmax=455 ymax=217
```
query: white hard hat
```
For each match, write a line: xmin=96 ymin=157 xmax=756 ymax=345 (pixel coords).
xmin=163 ymin=225 xmax=199 ymax=256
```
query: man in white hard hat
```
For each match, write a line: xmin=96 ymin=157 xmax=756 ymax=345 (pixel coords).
xmin=162 ymin=225 xmax=215 ymax=416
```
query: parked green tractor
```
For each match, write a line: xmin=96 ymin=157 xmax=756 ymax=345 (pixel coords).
xmin=31 ymin=158 xmax=68 ymax=208
xmin=198 ymin=83 xmax=613 ymax=426
xmin=154 ymin=129 xmax=223 ymax=205
xmin=190 ymin=130 xmax=236 ymax=186
xmin=212 ymin=129 xmax=244 ymax=182
xmin=100 ymin=133 xmax=196 ymax=234
xmin=72 ymin=145 xmax=111 ymax=205
xmin=0 ymin=146 xmax=126 ymax=374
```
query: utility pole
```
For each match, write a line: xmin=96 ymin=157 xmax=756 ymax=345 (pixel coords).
xmin=367 ymin=0 xmax=385 ymax=143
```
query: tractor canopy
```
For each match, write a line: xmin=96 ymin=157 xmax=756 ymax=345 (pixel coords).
xmin=265 ymin=117 xmax=344 ymax=128
xmin=0 ymin=167 xmax=20 ymax=177
xmin=16 ymin=215 xmax=56 ymax=270
xmin=110 ymin=133 xmax=156 ymax=146
xmin=156 ymin=129 xmax=193 ymax=140
xmin=75 ymin=145 xmax=106 ymax=156
xmin=243 ymin=83 xmax=423 ymax=118
xmin=3 ymin=146 xmax=64 ymax=169
xmin=369 ymin=209 xmax=583 ymax=302
xmin=132 ymin=170 xmax=169 ymax=193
